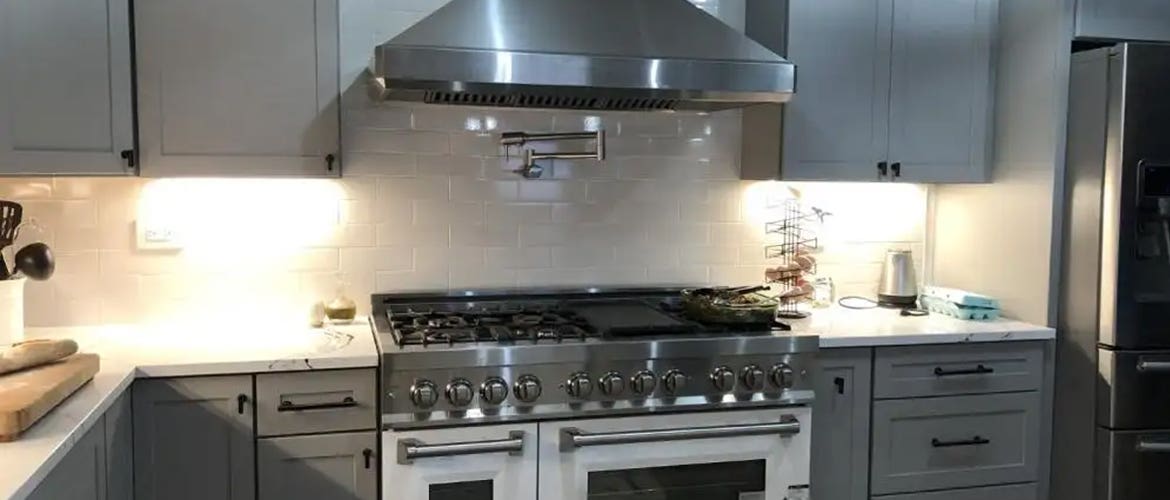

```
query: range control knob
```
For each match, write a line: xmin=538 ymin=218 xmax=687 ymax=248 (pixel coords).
xmin=599 ymin=372 xmax=626 ymax=397
xmin=741 ymin=365 xmax=767 ymax=392
xmin=710 ymin=366 xmax=736 ymax=393
xmin=480 ymin=377 xmax=509 ymax=405
xmin=565 ymin=372 xmax=594 ymax=399
xmin=630 ymin=370 xmax=657 ymax=397
xmin=446 ymin=379 xmax=475 ymax=407
xmin=513 ymin=375 xmax=542 ymax=403
xmin=771 ymin=363 xmax=796 ymax=389
xmin=662 ymin=370 xmax=687 ymax=396
xmin=409 ymin=380 xmax=439 ymax=409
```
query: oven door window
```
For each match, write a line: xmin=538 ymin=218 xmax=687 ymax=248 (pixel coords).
xmin=384 ymin=424 xmax=538 ymax=500
xmin=538 ymin=408 xmax=811 ymax=500
xmin=588 ymin=460 xmax=765 ymax=499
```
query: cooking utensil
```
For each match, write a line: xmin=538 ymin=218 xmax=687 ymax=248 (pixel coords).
xmin=878 ymin=249 xmax=918 ymax=308
xmin=12 ymin=243 xmax=54 ymax=281
xmin=0 ymin=201 xmax=22 ymax=280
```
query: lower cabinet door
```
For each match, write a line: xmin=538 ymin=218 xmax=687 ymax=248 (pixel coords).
xmin=538 ymin=408 xmax=812 ymax=500
xmin=133 ymin=376 xmax=256 ymax=500
xmin=258 ymin=431 xmax=378 ymax=500
xmin=28 ymin=417 xmax=107 ymax=500
xmin=871 ymin=392 xmax=1041 ymax=494
xmin=383 ymin=423 xmax=538 ymax=500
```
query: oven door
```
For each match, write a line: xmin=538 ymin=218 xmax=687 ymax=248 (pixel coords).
xmin=383 ymin=423 xmax=538 ymax=500
xmin=538 ymin=408 xmax=811 ymax=500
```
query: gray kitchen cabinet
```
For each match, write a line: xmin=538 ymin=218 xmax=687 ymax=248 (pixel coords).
xmin=0 ymin=0 xmax=135 ymax=176
xmin=27 ymin=415 xmax=107 ymax=500
xmin=811 ymin=348 xmax=873 ymax=500
xmin=104 ymin=392 xmax=134 ymax=500
xmin=135 ymin=0 xmax=341 ymax=177
xmin=870 ymin=392 xmax=1042 ymax=495
xmin=777 ymin=0 xmax=996 ymax=183
xmin=781 ymin=0 xmax=892 ymax=182
xmin=886 ymin=0 xmax=996 ymax=183
xmin=133 ymin=375 xmax=256 ymax=500
xmin=257 ymin=432 xmax=378 ymax=500
xmin=1076 ymin=0 xmax=1170 ymax=42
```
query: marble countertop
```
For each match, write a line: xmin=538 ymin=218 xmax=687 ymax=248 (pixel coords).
xmin=0 ymin=319 xmax=378 ymax=500
xmin=793 ymin=306 xmax=1055 ymax=348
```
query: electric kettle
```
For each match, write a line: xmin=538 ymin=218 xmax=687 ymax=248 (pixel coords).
xmin=878 ymin=249 xmax=918 ymax=308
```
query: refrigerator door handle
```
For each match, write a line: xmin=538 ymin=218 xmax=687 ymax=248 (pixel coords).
xmin=1136 ymin=440 xmax=1170 ymax=453
xmin=1136 ymin=360 xmax=1170 ymax=373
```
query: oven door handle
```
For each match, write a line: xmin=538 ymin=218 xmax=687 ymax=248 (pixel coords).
xmin=559 ymin=415 xmax=801 ymax=452
xmin=397 ymin=431 xmax=526 ymax=465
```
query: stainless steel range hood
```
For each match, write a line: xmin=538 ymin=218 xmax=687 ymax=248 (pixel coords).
xmin=369 ymin=0 xmax=796 ymax=112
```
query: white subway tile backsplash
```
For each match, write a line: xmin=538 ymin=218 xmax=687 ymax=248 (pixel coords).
xmin=0 ymin=2 xmax=926 ymax=326
xmin=551 ymin=246 xmax=616 ymax=268
xmin=486 ymin=247 xmax=552 ymax=270
xmin=347 ymin=129 xmax=450 ymax=154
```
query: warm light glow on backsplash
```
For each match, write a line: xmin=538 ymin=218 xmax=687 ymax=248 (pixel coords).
xmin=137 ymin=178 xmax=344 ymax=264
xmin=743 ymin=181 xmax=927 ymax=245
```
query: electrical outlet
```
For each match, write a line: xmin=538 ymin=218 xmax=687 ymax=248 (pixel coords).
xmin=136 ymin=220 xmax=182 ymax=250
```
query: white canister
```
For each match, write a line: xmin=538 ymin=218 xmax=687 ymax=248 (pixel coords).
xmin=0 ymin=278 xmax=25 ymax=346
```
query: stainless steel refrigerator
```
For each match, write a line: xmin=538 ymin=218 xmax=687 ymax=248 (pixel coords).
xmin=1058 ymin=43 xmax=1170 ymax=500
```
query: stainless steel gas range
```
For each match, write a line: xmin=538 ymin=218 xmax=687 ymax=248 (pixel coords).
xmin=373 ymin=288 xmax=818 ymax=500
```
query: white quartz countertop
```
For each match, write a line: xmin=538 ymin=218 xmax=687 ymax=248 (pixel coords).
xmin=795 ymin=306 xmax=1055 ymax=348
xmin=0 ymin=319 xmax=378 ymax=500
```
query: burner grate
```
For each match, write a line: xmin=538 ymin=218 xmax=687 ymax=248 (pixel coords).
xmin=388 ymin=307 xmax=596 ymax=346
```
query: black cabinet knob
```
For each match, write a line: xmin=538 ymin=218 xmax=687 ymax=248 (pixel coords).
xmin=236 ymin=394 xmax=248 ymax=415
xmin=891 ymin=162 xmax=902 ymax=178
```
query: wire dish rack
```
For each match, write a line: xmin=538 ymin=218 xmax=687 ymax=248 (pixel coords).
xmin=764 ymin=198 xmax=823 ymax=319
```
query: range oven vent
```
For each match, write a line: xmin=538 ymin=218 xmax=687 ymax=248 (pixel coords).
xmin=424 ymin=91 xmax=679 ymax=112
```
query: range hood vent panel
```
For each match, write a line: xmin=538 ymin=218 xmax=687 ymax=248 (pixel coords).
xmin=371 ymin=0 xmax=796 ymax=111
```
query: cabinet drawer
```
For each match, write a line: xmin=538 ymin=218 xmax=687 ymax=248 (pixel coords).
xmin=871 ymin=392 xmax=1041 ymax=494
xmin=874 ymin=482 xmax=1038 ymax=500
xmin=1097 ymin=428 xmax=1170 ymax=500
xmin=256 ymin=369 xmax=376 ymax=436
xmin=874 ymin=342 xmax=1045 ymax=399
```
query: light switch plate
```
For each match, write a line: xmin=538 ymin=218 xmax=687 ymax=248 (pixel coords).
xmin=135 ymin=220 xmax=182 ymax=250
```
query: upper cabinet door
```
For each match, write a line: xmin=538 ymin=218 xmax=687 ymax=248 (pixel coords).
xmin=1077 ymin=0 xmax=1170 ymax=42
xmin=0 ymin=0 xmax=135 ymax=176
xmin=782 ymin=0 xmax=894 ymax=182
xmin=887 ymin=0 xmax=996 ymax=183
xmin=136 ymin=0 xmax=340 ymax=177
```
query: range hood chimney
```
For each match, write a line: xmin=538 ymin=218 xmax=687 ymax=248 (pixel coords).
xmin=369 ymin=0 xmax=796 ymax=112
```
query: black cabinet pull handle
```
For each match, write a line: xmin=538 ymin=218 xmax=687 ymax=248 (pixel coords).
xmin=325 ymin=154 xmax=336 ymax=172
xmin=363 ymin=448 xmax=374 ymax=469
xmin=932 ymin=436 xmax=990 ymax=448
xmin=934 ymin=365 xmax=994 ymax=377
xmin=278 ymin=396 xmax=358 ymax=412
xmin=237 ymin=394 xmax=248 ymax=415
xmin=833 ymin=377 xmax=846 ymax=395
xmin=877 ymin=161 xmax=889 ymax=178
xmin=120 ymin=149 xmax=136 ymax=168
xmin=891 ymin=162 xmax=902 ymax=178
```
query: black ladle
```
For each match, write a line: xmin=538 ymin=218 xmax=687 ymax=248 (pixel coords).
xmin=13 ymin=242 xmax=54 ymax=281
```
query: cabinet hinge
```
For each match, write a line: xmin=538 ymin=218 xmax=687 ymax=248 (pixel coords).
xmin=120 ymin=149 xmax=137 ymax=168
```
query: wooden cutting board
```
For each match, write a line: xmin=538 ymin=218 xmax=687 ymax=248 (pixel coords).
xmin=0 ymin=353 xmax=100 ymax=442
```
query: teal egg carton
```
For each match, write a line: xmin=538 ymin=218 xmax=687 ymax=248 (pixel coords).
xmin=920 ymin=295 xmax=1001 ymax=321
